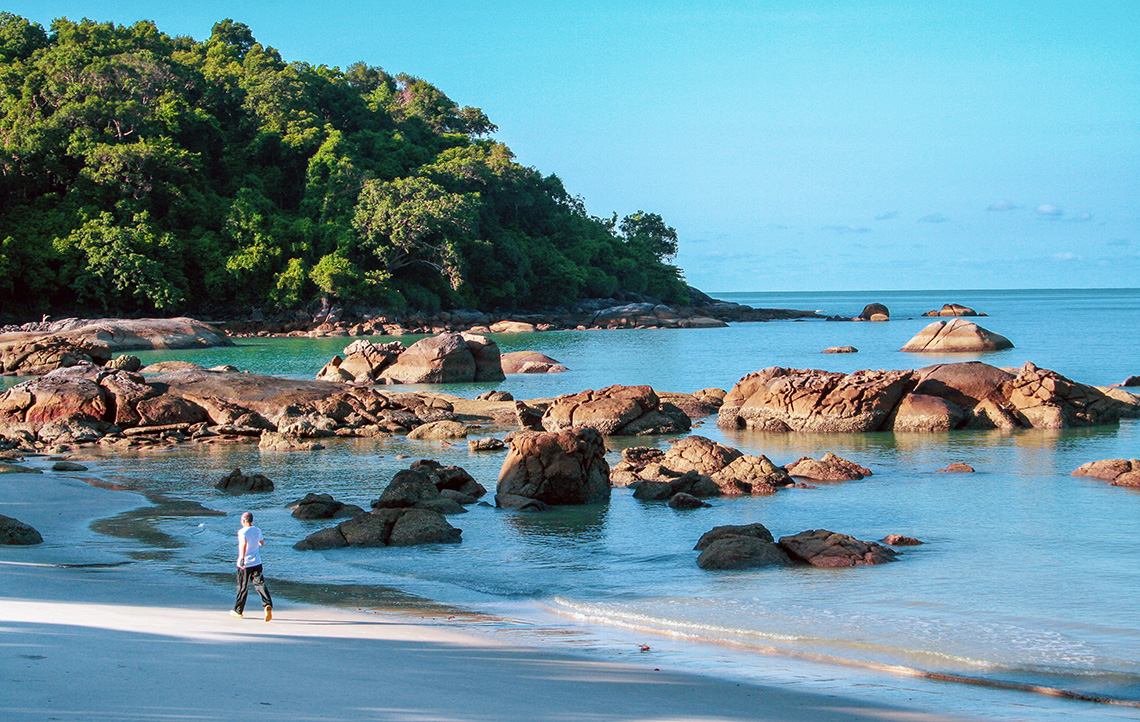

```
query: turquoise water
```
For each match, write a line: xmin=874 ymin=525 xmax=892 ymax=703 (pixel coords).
xmin=30 ymin=289 xmax=1140 ymax=720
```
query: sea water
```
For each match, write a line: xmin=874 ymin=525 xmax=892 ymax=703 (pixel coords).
xmin=34 ymin=289 xmax=1140 ymax=720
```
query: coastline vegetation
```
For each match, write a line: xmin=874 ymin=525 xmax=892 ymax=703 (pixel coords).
xmin=0 ymin=13 xmax=687 ymax=317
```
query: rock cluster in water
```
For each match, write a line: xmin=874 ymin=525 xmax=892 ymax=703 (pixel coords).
xmin=718 ymin=361 xmax=1140 ymax=433
xmin=1071 ymin=459 xmax=1140 ymax=488
xmin=540 ymin=384 xmax=692 ymax=436
xmin=613 ymin=436 xmax=870 ymax=503
xmin=317 ymin=333 xmax=504 ymax=385
xmin=695 ymin=523 xmax=898 ymax=570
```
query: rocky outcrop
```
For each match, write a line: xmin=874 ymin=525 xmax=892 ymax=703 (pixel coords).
xmin=107 ymin=355 xmax=142 ymax=372
xmin=900 ymin=319 xmax=1013 ymax=352
xmin=215 ymin=468 xmax=274 ymax=494
xmin=0 ymin=317 xmax=231 ymax=360
xmin=316 ymin=333 xmax=504 ymax=385
xmin=0 ymin=364 xmax=455 ymax=450
xmin=293 ymin=507 xmax=461 ymax=550
xmin=785 ymin=453 xmax=870 ymax=481
xmin=316 ymin=339 xmax=404 ymax=384
xmin=0 ymin=336 xmax=110 ymax=376
xmin=381 ymin=333 xmax=504 ymax=384
xmin=0 ymin=514 xmax=43 ymax=545
xmin=855 ymin=303 xmax=889 ymax=322
xmin=613 ymin=436 xmax=791 ymax=497
xmin=500 ymin=351 xmax=567 ymax=374
xmin=496 ymin=427 xmax=610 ymax=507
xmin=371 ymin=462 xmax=484 ymax=514
xmin=777 ymin=530 xmax=898 ymax=567
xmin=541 ymin=385 xmax=691 ymax=436
xmin=718 ymin=367 xmax=913 ymax=433
xmin=406 ymin=420 xmax=468 ymax=440
xmin=1072 ymin=459 xmax=1140 ymax=487
xmin=287 ymin=493 xmax=365 ymax=520
xmin=923 ymin=303 xmax=984 ymax=317
xmin=821 ymin=346 xmax=858 ymax=354
xmin=719 ymin=361 xmax=1140 ymax=433
xmin=468 ymin=436 xmax=505 ymax=452
xmin=694 ymin=523 xmax=790 ymax=570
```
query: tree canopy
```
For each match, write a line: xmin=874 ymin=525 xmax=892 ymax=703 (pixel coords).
xmin=0 ymin=14 xmax=688 ymax=315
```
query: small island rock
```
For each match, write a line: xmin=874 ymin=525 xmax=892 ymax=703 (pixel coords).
xmin=900 ymin=319 xmax=1013 ymax=353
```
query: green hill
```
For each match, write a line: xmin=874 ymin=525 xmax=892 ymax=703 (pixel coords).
xmin=0 ymin=14 xmax=687 ymax=316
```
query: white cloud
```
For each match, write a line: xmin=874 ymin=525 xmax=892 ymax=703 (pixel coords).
xmin=1036 ymin=204 xmax=1063 ymax=217
xmin=1065 ymin=212 xmax=1093 ymax=223
xmin=822 ymin=224 xmax=871 ymax=234
xmin=1051 ymin=251 xmax=1079 ymax=261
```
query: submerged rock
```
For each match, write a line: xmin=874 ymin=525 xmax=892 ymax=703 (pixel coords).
xmin=293 ymin=507 xmax=461 ymax=550
xmin=0 ymin=514 xmax=43 ymax=545
xmin=778 ymin=530 xmax=898 ymax=567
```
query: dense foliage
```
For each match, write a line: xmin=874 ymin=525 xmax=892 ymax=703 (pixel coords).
xmin=0 ymin=14 xmax=687 ymax=316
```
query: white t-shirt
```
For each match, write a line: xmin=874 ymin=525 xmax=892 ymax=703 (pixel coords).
xmin=237 ymin=525 xmax=263 ymax=567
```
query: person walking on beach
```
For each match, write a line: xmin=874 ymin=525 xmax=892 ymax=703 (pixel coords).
xmin=232 ymin=511 xmax=273 ymax=621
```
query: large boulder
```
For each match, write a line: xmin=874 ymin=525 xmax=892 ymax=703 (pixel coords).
xmin=900 ymin=319 xmax=1013 ymax=353
xmin=694 ymin=523 xmax=775 ymax=550
xmin=496 ymin=427 xmax=610 ymax=506
xmin=718 ymin=367 xmax=912 ymax=433
xmin=716 ymin=361 xmax=1137 ymax=434
xmin=500 ymin=351 xmax=568 ymax=374
xmin=1001 ymin=362 xmax=1135 ymax=428
xmin=855 ymin=303 xmax=890 ymax=322
xmin=777 ymin=530 xmax=898 ymax=567
xmin=316 ymin=340 xmax=404 ymax=384
xmin=287 ymin=493 xmax=365 ymax=520
xmin=541 ymin=384 xmax=690 ymax=436
xmin=697 ymin=537 xmax=793 ymax=570
xmin=0 ymin=317 xmax=230 ymax=377
xmin=785 ymin=453 xmax=870 ymax=481
xmin=616 ymin=437 xmax=789 ymax=497
xmin=293 ymin=507 xmax=460 ymax=549
xmin=1072 ymin=458 xmax=1140 ymax=487
xmin=406 ymin=420 xmax=468 ymax=440
xmin=0 ymin=335 xmax=110 ymax=376
xmin=0 ymin=514 xmax=43 ymax=545
xmin=215 ymin=468 xmax=274 ymax=494
xmin=379 ymin=333 xmax=504 ymax=384
xmin=372 ymin=469 xmax=443 ymax=509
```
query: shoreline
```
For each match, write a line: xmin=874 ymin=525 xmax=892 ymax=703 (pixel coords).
xmin=0 ymin=468 xmax=988 ymax=722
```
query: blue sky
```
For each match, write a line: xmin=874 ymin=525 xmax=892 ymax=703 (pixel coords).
xmin=9 ymin=1 xmax=1138 ymax=292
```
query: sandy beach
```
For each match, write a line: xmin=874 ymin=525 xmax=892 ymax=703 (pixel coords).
xmin=0 ymin=469 xmax=985 ymax=722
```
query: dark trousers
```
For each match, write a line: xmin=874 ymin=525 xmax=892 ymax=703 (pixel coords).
xmin=234 ymin=564 xmax=272 ymax=614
